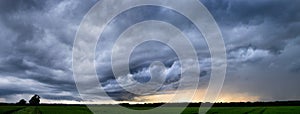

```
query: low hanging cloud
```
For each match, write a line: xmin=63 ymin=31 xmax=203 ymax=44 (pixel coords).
xmin=0 ymin=0 xmax=99 ymax=102
xmin=0 ymin=0 xmax=300 ymax=103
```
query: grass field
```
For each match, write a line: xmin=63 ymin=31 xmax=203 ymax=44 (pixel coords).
xmin=0 ymin=106 xmax=25 ymax=114
xmin=1 ymin=106 xmax=300 ymax=114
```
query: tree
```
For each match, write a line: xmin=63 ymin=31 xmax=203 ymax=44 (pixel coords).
xmin=29 ymin=94 xmax=40 ymax=105
xmin=16 ymin=99 xmax=26 ymax=105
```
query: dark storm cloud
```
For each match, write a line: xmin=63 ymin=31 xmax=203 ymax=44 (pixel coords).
xmin=290 ymin=64 xmax=300 ymax=73
xmin=0 ymin=0 xmax=98 ymax=102
xmin=92 ymin=5 xmax=211 ymax=101
xmin=0 ymin=89 xmax=35 ymax=96
xmin=202 ymin=0 xmax=300 ymax=54
xmin=0 ymin=0 xmax=300 ymax=103
xmin=201 ymin=0 xmax=300 ymax=101
xmin=0 ymin=0 xmax=45 ymax=14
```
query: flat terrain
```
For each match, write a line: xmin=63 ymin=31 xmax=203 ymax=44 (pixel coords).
xmin=1 ymin=106 xmax=300 ymax=114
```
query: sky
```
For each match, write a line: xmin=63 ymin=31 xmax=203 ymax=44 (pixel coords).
xmin=0 ymin=0 xmax=300 ymax=104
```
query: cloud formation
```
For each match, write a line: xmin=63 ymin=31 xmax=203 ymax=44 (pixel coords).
xmin=0 ymin=0 xmax=299 ymax=103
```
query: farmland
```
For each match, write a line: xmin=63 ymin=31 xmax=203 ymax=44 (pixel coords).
xmin=1 ymin=105 xmax=300 ymax=114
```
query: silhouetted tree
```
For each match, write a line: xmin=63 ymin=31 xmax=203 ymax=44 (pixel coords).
xmin=16 ymin=99 xmax=26 ymax=105
xmin=29 ymin=94 xmax=40 ymax=105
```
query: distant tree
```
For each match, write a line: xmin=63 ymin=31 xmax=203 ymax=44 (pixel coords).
xmin=16 ymin=99 xmax=26 ymax=105
xmin=29 ymin=94 xmax=40 ymax=105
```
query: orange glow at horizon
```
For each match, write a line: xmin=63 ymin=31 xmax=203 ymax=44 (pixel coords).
xmin=137 ymin=89 xmax=260 ymax=103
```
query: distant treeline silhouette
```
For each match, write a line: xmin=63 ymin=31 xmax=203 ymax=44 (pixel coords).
xmin=1 ymin=100 xmax=300 ymax=107
xmin=120 ymin=101 xmax=300 ymax=107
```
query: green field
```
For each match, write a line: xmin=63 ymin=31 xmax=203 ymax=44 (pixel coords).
xmin=1 ymin=106 xmax=300 ymax=114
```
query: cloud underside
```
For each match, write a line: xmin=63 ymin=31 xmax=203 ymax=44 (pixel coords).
xmin=0 ymin=0 xmax=300 ymax=103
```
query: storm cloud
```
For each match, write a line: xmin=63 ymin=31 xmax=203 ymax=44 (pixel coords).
xmin=0 ymin=0 xmax=299 ymax=103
